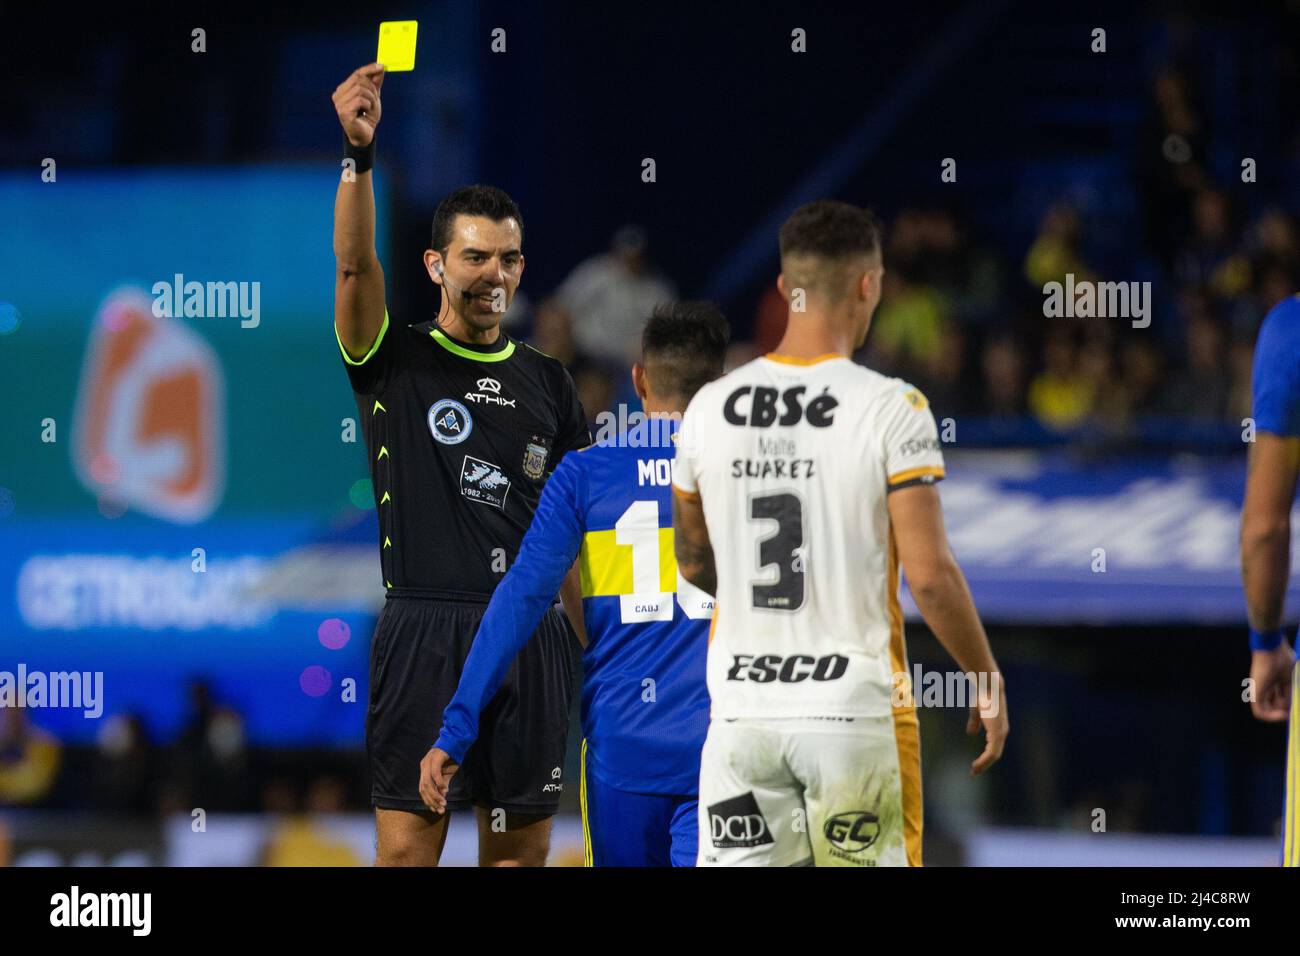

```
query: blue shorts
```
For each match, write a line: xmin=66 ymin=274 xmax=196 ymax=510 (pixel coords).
xmin=580 ymin=740 xmax=698 ymax=867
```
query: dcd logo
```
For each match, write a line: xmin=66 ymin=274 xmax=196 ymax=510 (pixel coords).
xmin=707 ymin=792 xmax=773 ymax=848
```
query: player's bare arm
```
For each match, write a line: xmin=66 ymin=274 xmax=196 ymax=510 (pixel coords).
xmin=887 ymin=482 xmax=1007 ymax=776
xmin=673 ymin=491 xmax=716 ymax=597
xmin=333 ymin=63 xmax=387 ymax=359
xmin=559 ymin=561 xmax=588 ymax=648
xmin=1240 ymin=433 xmax=1300 ymax=722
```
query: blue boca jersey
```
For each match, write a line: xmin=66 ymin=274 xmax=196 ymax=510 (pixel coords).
xmin=435 ymin=417 xmax=713 ymax=795
xmin=1253 ymin=295 xmax=1300 ymax=438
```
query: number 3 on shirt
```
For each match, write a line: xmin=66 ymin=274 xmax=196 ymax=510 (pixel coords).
xmin=748 ymin=490 xmax=806 ymax=612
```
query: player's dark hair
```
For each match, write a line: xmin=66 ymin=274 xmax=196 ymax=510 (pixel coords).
xmin=431 ymin=185 xmax=524 ymax=252
xmin=778 ymin=200 xmax=881 ymax=262
xmin=641 ymin=301 xmax=730 ymax=401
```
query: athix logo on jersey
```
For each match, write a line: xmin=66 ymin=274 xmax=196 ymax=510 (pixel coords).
xmin=522 ymin=434 xmax=551 ymax=481
xmin=460 ymin=455 xmax=511 ymax=509
xmin=72 ymin=288 xmax=226 ymax=524
xmin=723 ymin=385 xmax=838 ymax=428
xmin=428 ymin=399 xmax=473 ymax=445
xmin=708 ymin=793 xmax=774 ymax=848
xmin=464 ymin=376 xmax=516 ymax=407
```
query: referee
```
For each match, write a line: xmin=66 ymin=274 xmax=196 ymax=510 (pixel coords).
xmin=332 ymin=63 xmax=590 ymax=866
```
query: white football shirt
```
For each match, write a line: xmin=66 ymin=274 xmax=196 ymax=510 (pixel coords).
xmin=673 ymin=353 xmax=945 ymax=719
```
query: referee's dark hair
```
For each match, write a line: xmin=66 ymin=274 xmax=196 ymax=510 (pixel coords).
xmin=431 ymin=185 xmax=524 ymax=252
xmin=641 ymin=301 xmax=730 ymax=402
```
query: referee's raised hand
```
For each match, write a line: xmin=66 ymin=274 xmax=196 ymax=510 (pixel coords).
xmin=333 ymin=63 xmax=385 ymax=147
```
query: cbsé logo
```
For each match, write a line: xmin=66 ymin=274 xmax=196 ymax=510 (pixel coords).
xmin=723 ymin=386 xmax=838 ymax=428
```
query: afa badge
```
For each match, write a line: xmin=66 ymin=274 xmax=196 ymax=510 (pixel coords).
xmin=522 ymin=435 xmax=550 ymax=480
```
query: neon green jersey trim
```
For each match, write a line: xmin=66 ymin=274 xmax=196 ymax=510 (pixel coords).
xmin=336 ymin=309 xmax=391 ymax=366
xmin=429 ymin=326 xmax=516 ymax=363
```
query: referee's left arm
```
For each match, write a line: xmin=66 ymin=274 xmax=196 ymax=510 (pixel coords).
xmin=433 ymin=454 xmax=588 ymax=762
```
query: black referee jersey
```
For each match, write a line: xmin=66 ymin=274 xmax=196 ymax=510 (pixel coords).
xmin=337 ymin=310 xmax=591 ymax=597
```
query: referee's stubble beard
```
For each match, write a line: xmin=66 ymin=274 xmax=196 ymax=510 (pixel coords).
xmin=424 ymin=215 xmax=525 ymax=344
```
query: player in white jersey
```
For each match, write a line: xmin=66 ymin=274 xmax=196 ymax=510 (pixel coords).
xmin=673 ymin=200 xmax=1007 ymax=866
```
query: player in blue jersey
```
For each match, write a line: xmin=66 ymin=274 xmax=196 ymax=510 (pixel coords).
xmin=420 ymin=302 xmax=729 ymax=865
xmin=1241 ymin=293 xmax=1300 ymax=867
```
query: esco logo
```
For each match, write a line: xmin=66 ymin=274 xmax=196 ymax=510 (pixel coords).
xmin=726 ymin=653 xmax=849 ymax=683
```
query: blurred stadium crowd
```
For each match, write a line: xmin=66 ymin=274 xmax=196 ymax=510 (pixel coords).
xmin=1 ymin=683 xmax=360 ymax=819
xmin=521 ymin=59 xmax=1300 ymax=452
xmin=461 ymin=52 xmax=1299 ymax=470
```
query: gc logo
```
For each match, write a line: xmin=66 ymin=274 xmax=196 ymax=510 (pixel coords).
xmin=823 ymin=811 xmax=880 ymax=853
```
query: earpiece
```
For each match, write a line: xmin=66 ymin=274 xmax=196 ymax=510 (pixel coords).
xmin=432 ymin=260 xmax=471 ymax=303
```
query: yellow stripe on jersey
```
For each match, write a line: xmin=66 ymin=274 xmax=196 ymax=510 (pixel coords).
xmin=764 ymin=352 xmax=843 ymax=366
xmin=335 ymin=310 xmax=391 ymax=366
xmin=888 ymin=465 xmax=945 ymax=487
xmin=887 ymin=525 xmax=924 ymax=867
xmin=580 ymin=739 xmax=593 ymax=867
xmin=1286 ymin=662 xmax=1300 ymax=867
xmin=579 ymin=528 xmax=678 ymax=597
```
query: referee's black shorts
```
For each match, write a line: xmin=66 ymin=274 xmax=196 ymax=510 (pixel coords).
xmin=366 ymin=589 xmax=578 ymax=815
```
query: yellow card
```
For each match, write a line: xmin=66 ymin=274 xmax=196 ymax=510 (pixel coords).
xmin=377 ymin=21 xmax=418 ymax=72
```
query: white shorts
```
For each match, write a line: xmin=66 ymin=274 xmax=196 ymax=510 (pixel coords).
xmin=696 ymin=713 xmax=922 ymax=867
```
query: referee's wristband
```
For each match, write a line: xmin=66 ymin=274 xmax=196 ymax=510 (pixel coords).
xmin=1249 ymin=627 xmax=1286 ymax=652
xmin=343 ymin=134 xmax=375 ymax=175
